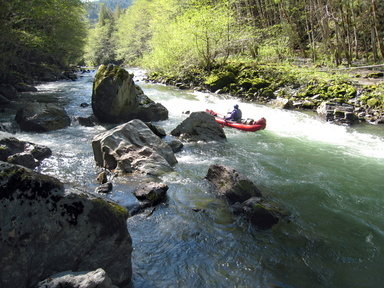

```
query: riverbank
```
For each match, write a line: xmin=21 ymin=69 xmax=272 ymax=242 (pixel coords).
xmin=144 ymin=61 xmax=384 ymax=126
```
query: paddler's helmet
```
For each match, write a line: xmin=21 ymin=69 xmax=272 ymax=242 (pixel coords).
xmin=234 ymin=104 xmax=239 ymax=109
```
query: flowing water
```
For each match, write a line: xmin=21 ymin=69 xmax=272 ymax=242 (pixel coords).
xmin=1 ymin=68 xmax=384 ymax=288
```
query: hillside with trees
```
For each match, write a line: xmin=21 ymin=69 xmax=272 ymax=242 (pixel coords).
xmin=95 ymin=0 xmax=384 ymax=73
xmin=0 ymin=0 xmax=87 ymax=84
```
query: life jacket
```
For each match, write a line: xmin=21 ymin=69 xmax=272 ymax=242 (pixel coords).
xmin=234 ymin=109 xmax=242 ymax=121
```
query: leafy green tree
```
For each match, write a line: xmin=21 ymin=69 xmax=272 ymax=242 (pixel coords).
xmin=138 ymin=0 xmax=238 ymax=72
xmin=114 ymin=0 xmax=154 ymax=65
xmin=0 ymin=0 xmax=87 ymax=83
xmin=84 ymin=3 xmax=118 ymax=65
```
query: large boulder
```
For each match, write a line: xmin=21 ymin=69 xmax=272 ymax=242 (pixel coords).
xmin=136 ymin=87 xmax=169 ymax=122
xmin=205 ymin=164 xmax=262 ymax=204
xmin=92 ymin=119 xmax=177 ymax=176
xmin=0 ymin=161 xmax=132 ymax=288
xmin=0 ymin=137 xmax=52 ymax=169
xmin=15 ymin=102 xmax=71 ymax=132
xmin=170 ymin=111 xmax=226 ymax=142
xmin=92 ymin=64 xmax=168 ymax=123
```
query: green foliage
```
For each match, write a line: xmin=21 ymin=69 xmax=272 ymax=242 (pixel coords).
xmin=84 ymin=3 xmax=119 ymax=66
xmin=204 ymin=71 xmax=236 ymax=92
xmin=359 ymin=83 xmax=384 ymax=108
xmin=83 ymin=0 xmax=133 ymax=24
xmin=0 ymin=0 xmax=87 ymax=82
xmin=298 ymin=81 xmax=356 ymax=100
xmin=114 ymin=0 xmax=155 ymax=65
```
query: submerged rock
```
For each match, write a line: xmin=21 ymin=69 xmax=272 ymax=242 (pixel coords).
xmin=0 ymin=161 xmax=132 ymax=288
xmin=205 ymin=164 xmax=262 ymax=204
xmin=170 ymin=111 xmax=226 ymax=142
xmin=205 ymin=164 xmax=288 ymax=230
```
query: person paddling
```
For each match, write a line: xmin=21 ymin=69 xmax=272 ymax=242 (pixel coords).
xmin=225 ymin=104 xmax=242 ymax=122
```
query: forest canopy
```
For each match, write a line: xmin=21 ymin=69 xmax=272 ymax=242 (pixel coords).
xmin=84 ymin=0 xmax=384 ymax=74
xmin=0 ymin=0 xmax=87 ymax=83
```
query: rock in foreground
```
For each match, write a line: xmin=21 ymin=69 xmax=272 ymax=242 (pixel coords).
xmin=0 ymin=161 xmax=132 ymax=288
xmin=92 ymin=119 xmax=177 ymax=176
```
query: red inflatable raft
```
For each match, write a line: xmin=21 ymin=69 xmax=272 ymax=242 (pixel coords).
xmin=206 ymin=109 xmax=266 ymax=132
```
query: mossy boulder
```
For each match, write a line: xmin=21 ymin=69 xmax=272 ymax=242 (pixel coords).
xmin=0 ymin=161 xmax=132 ymax=288
xmin=204 ymin=71 xmax=236 ymax=92
xmin=92 ymin=64 xmax=168 ymax=123
xmin=238 ymin=78 xmax=271 ymax=90
xmin=239 ymin=197 xmax=284 ymax=230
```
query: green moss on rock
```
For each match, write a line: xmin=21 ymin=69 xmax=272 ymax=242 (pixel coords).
xmin=89 ymin=198 xmax=129 ymax=241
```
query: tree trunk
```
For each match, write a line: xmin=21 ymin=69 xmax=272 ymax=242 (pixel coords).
xmin=371 ymin=0 xmax=384 ymax=60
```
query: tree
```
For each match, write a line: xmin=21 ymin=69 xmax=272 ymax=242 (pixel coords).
xmin=84 ymin=3 xmax=118 ymax=65
xmin=0 ymin=0 xmax=87 ymax=83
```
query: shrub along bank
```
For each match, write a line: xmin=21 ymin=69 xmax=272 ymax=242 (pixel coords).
xmin=145 ymin=62 xmax=384 ymax=125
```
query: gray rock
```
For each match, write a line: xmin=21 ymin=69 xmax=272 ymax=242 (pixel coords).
xmin=205 ymin=164 xmax=262 ymax=204
xmin=77 ymin=115 xmax=101 ymax=127
xmin=205 ymin=164 xmax=288 ymax=230
xmin=170 ymin=111 xmax=226 ymax=142
xmin=0 ymin=93 xmax=11 ymax=104
xmin=92 ymin=64 xmax=168 ymax=124
xmin=0 ymin=137 xmax=52 ymax=168
xmin=15 ymin=102 xmax=71 ymax=132
xmin=14 ymin=83 xmax=38 ymax=92
xmin=7 ymin=151 xmax=39 ymax=169
xmin=37 ymin=268 xmax=116 ymax=288
xmin=95 ymin=181 xmax=113 ymax=194
xmin=92 ymin=119 xmax=177 ymax=176
xmin=145 ymin=122 xmax=166 ymax=137
xmin=317 ymin=101 xmax=357 ymax=125
xmin=133 ymin=182 xmax=168 ymax=206
xmin=163 ymin=136 xmax=184 ymax=153
xmin=268 ymin=97 xmax=294 ymax=109
xmin=0 ymin=161 xmax=132 ymax=288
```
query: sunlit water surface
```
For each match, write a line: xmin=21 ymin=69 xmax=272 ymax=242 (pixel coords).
xmin=1 ymin=68 xmax=384 ymax=288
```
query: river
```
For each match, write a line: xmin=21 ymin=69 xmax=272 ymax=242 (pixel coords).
xmin=1 ymin=68 xmax=384 ymax=288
